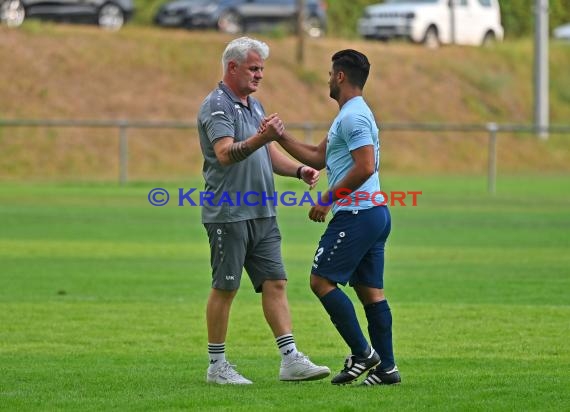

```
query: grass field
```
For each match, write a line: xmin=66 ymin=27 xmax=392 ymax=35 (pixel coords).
xmin=1 ymin=175 xmax=569 ymax=411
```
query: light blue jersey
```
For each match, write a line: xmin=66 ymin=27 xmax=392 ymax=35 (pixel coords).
xmin=326 ymin=96 xmax=381 ymax=214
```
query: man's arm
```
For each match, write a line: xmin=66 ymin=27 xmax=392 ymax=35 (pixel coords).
xmin=307 ymin=145 xmax=376 ymax=223
xmin=325 ymin=145 xmax=376 ymax=202
xmin=308 ymin=145 xmax=375 ymax=222
xmin=213 ymin=116 xmax=284 ymax=166
xmin=268 ymin=143 xmax=319 ymax=188
xmin=277 ymin=131 xmax=327 ymax=171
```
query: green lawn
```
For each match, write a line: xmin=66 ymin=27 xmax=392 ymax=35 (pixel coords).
xmin=0 ymin=175 xmax=569 ymax=411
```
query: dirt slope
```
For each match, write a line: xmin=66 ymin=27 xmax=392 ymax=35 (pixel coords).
xmin=0 ymin=24 xmax=569 ymax=180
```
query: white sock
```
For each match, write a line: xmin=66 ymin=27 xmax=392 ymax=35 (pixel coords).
xmin=208 ymin=342 xmax=226 ymax=369
xmin=276 ymin=334 xmax=298 ymax=361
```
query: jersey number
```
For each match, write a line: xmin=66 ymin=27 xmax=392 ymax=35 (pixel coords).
xmin=314 ymin=247 xmax=324 ymax=263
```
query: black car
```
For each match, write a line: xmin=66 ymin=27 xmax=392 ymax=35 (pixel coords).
xmin=154 ymin=0 xmax=327 ymax=37
xmin=0 ymin=0 xmax=134 ymax=30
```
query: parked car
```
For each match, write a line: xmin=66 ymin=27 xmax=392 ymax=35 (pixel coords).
xmin=0 ymin=0 xmax=134 ymax=30
xmin=357 ymin=0 xmax=504 ymax=48
xmin=553 ymin=23 xmax=570 ymax=40
xmin=153 ymin=0 xmax=327 ymax=38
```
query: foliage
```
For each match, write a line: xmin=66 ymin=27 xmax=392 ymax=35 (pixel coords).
xmin=323 ymin=0 xmax=378 ymax=37
xmin=548 ymin=0 xmax=570 ymax=34
xmin=128 ymin=0 xmax=570 ymax=38
xmin=499 ymin=0 xmax=570 ymax=38
xmin=301 ymin=0 xmax=570 ymax=39
xmin=132 ymin=0 xmax=165 ymax=25
xmin=328 ymin=0 xmax=570 ymax=38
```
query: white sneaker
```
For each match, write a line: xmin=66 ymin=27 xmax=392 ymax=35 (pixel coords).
xmin=279 ymin=352 xmax=330 ymax=381
xmin=207 ymin=361 xmax=253 ymax=385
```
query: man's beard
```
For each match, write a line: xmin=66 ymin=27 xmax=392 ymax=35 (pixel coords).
xmin=329 ymin=84 xmax=339 ymax=100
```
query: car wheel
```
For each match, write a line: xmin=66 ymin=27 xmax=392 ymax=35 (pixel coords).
xmin=98 ymin=3 xmax=125 ymax=31
xmin=217 ymin=10 xmax=243 ymax=34
xmin=303 ymin=16 xmax=324 ymax=38
xmin=0 ymin=0 xmax=25 ymax=27
xmin=482 ymin=31 xmax=496 ymax=46
xmin=423 ymin=26 xmax=439 ymax=49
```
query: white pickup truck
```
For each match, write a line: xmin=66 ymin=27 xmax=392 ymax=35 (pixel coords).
xmin=357 ymin=0 xmax=504 ymax=47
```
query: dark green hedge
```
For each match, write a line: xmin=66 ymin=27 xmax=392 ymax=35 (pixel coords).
xmin=133 ymin=0 xmax=569 ymax=38
xmin=324 ymin=0 xmax=570 ymax=38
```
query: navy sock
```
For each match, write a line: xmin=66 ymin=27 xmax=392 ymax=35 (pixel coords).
xmin=365 ymin=299 xmax=395 ymax=371
xmin=320 ymin=288 xmax=369 ymax=357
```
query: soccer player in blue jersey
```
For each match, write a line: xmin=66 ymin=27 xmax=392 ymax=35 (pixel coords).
xmin=276 ymin=49 xmax=401 ymax=386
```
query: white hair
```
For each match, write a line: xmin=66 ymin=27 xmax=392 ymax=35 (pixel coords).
xmin=222 ymin=37 xmax=270 ymax=75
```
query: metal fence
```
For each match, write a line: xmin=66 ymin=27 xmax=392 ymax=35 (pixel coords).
xmin=1 ymin=119 xmax=570 ymax=193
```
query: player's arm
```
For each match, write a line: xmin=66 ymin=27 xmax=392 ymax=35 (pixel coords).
xmin=322 ymin=145 xmax=375 ymax=203
xmin=276 ymin=131 xmax=327 ymax=170
xmin=213 ymin=115 xmax=284 ymax=166
xmin=307 ymin=145 xmax=375 ymax=222
xmin=268 ymin=143 xmax=319 ymax=188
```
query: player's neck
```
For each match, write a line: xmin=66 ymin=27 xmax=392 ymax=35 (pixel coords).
xmin=337 ymin=89 xmax=362 ymax=109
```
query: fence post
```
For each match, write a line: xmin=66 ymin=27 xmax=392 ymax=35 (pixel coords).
xmin=487 ymin=122 xmax=498 ymax=195
xmin=119 ymin=122 xmax=128 ymax=185
xmin=303 ymin=122 xmax=313 ymax=143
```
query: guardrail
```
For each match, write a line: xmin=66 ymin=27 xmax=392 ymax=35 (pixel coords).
xmin=2 ymin=119 xmax=570 ymax=193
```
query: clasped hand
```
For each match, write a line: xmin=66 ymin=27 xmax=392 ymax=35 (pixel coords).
xmin=257 ymin=113 xmax=285 ymax=141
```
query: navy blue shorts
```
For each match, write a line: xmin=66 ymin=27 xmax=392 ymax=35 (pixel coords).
xmin=311 ymin=206 xmax=391 ymax=289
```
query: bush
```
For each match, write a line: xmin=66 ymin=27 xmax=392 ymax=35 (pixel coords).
xmin=324 ymin=0 xmax=570 ymax=39
xmin=131 ymin=0 xmax=570 ymax=39
xmin=324 ymin=0 xmax=378 ymax=38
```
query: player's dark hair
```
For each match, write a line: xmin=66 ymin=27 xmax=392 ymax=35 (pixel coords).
xmin=331 ymin=49 xmax=370 ymax=90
